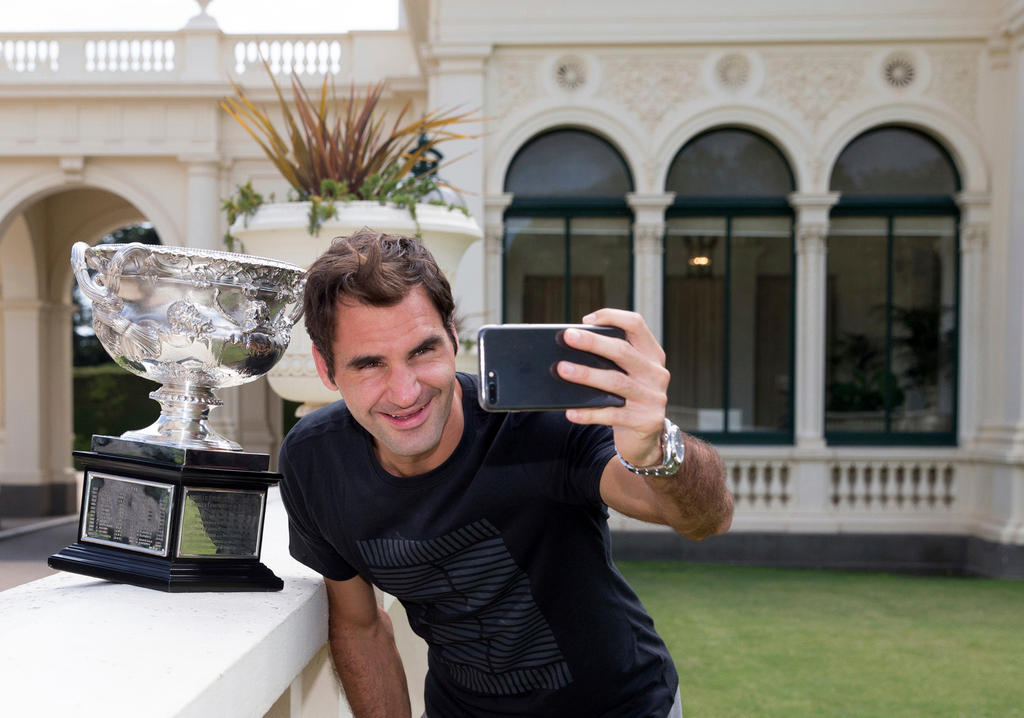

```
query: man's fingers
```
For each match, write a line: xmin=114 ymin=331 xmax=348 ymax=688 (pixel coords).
xmin=557 ymin=359 xmax=669 ymax=399
xmin=580 ymin=309 xmax=665 ymax=364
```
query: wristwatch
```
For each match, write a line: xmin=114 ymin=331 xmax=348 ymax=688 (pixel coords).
xmin=615 ymin=418 xmax=685 ymax=477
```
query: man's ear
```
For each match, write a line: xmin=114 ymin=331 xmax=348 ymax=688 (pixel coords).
xmin=450 ymin=323 xmax=459 ymax=356
xmin=311 ymin=345 xmax=339 ymax=391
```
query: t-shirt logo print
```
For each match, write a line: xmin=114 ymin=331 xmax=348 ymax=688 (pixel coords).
xmin=357 ymin=519 xmax=573 ymax=695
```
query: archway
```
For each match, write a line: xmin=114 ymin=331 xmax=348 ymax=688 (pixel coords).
xmin=0 ymin=186 xmax=147 ymax=517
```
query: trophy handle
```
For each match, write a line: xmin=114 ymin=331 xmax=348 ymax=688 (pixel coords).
xmin=71 ymin=242 xmax=163 ymax=361
xmin=71 ymin=241 xmax=116 ymax=306
xmin=284 ymin=291 xmax=306 ymax=325
xmin=71 ymin=241 xmax=153 ymax=306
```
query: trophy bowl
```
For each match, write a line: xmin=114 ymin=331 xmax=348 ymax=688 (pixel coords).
xmin=71 ymin=242 xmax=306 ymax=451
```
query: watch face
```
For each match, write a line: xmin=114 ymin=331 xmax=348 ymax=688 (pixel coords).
xmin=663 ymin=423 xmax=684 ymax=473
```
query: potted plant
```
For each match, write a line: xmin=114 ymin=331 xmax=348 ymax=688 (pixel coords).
xmin=221 ymin=67 xmax=483 ymax=412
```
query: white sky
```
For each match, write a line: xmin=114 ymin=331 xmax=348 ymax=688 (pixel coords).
xmin=1 ymin=0 xmax=399 ymax=34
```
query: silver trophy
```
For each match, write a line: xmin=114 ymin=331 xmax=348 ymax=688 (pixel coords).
xmin=52 ymin=242 xmax=306 ymax=591
xmin=71 ymin=241 xmax=305 ymax=451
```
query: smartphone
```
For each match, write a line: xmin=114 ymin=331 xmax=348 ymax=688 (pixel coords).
xmin=476 ymin=324 xmax=626 ymax=412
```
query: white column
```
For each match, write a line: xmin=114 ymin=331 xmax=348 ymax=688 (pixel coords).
xmin=1 ymin=300 xmax=49 ymax=515
xmin=789 ymin=192 xmax=839 ymax=450
xmin=1003 ymin=34 xmax=1024 ymax=441
xmin=482 ymin=193 xmax=513 ymax=325
xmin=181 ymin=157 xmax=221 ymax=251
xmin=626 ymin=193 xmax=674 ymax=344
xmin=426 ymin=45 xmax=491 ymax=223
xmin=48 ymin=301 xmax=77 ymax=513
xmin=956 ymin=192 xmax=990 ymax=447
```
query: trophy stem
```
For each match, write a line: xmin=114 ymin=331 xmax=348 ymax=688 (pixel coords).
xmin=121 ymin=384 xmax=242 ymax=451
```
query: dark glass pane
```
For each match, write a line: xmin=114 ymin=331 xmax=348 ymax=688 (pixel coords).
xmin=568 ymin=217 xmax=632 ymax=319
xmin=504 ymin=216 xmax=565 ymax=323
xmin=826 ymin=217 xmax=889 ymax=432
xmin=890 ymin=216 xmax=956 ymax=433
xmin=664 ymin=217 xmax=727 ymax=432
xmin=666 ymin=129 xmax=794 ymax=197
xmin=727 ymin=217 xmax=793 ymax=432
xmin=504 ymin=129 xmax=633 ymax=197
xmin=830 ymin=127 xmax=959 ymax=195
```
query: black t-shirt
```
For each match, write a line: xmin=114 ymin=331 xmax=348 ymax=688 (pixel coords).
xmin=279 ymin=373 xmax=678 ymax=717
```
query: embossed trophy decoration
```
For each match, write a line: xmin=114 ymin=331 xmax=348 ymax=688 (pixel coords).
xmin=48 ymin=242 xmax=306 ymax=591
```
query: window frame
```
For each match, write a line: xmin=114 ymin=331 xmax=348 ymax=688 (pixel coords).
xmin=502 ymin=199 xmax=635 ymax=323
xmin=825 ymin=196 xmax=960 ymax=447
xmin=664 ymin=198 xmax=796 ymax=445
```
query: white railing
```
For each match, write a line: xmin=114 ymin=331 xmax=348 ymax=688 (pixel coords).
xmin=1 ymin=39 xmax=60 ymax=73
xmin=230 ymin=38 xmax=347 ymax=77
xmin=84 ymin=38 xmax=177 ymax=73
xmin=828 ymin=459 xmax=957 ymax=512
xmin=0 ymin=33 xmax=181 ymax=78
xmin=611 ymin=448 xmax=969 ymax=535
xmin=726 ymin=459 xmax=792 ymax=510
xmin=0 ymin=29 xmax=417 ymax=86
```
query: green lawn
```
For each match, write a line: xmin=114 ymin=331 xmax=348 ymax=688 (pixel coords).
xmin=619 ymin=562 xmax=1024 ymax=718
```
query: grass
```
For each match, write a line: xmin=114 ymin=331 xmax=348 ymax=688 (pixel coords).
xmin=618 ymin=562 xmax=1024 ymax=718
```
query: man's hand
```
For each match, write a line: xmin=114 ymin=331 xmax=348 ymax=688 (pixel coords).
xmin=556 ymin=308 xmax=670 ymax=468
xmin=556 ymin=308 xmax=733 ymax=539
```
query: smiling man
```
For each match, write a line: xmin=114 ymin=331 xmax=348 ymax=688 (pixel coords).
xmin=278 ymin=229 xmax=733 ymax=718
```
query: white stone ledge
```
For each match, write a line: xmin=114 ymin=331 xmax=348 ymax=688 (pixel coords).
xmin=0 ymin=488 xmax=329 ymax=718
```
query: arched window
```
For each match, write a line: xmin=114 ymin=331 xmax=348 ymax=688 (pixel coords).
xmin=503 ymin=129 xmax=633 ymax=323
xmin=826 ymin=127 xmax=959 ymax=444
xmin=664 ymin=129 xmax=795 ymax=442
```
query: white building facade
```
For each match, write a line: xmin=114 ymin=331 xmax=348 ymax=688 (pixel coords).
xmin=1 ymin=0 xmax=1023 ymax=576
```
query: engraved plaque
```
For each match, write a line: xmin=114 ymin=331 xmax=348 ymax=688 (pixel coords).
xmin=81 ymin=473 xmax=175 ymax=556
xmin=176 ymin=488 xmax=265 ymax=559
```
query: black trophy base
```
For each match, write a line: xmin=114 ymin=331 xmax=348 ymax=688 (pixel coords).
xmin=48 ymin=542 xmax=283 ymax=593
xmin=49 ymin=443 xmax=284 ymax=593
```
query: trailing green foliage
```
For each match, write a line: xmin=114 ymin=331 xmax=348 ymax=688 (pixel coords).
xmin=220 ymin=181 xmax=269 ymax=252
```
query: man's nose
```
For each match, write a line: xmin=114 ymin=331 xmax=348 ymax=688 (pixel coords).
xmin=388 ymin=363 xmax=421 ymax=407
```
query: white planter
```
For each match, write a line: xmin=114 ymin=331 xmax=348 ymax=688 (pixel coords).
xmin=232 ymin=201 xmax=482 ymax=412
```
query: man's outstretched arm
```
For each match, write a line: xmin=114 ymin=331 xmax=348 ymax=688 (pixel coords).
xmin=324 ymin=574 xmax=412 ymax=718
xmin=557 ymin=308 xmax=733 ymax=540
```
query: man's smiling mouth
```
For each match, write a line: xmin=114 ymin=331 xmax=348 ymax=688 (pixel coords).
xmin=382 ymin=401 xmax=430 ymax=423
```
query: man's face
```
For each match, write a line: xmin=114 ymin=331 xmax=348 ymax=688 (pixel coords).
xmin=312 ymin=286 xmax=462 ymax=477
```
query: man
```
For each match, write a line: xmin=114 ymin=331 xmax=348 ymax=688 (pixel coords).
xmin=278 ymin=229 xmax=733 ymax=718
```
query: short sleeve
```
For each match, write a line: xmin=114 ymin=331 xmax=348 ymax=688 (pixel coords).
xmin=278 ymin=441 xmax=358 ymax=582
xmin=562 ymin=421 xmax=616 ymax=506
xmin=520 ymin=412 xmax=614 ymax=507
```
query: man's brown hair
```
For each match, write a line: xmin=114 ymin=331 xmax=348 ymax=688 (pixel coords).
xmin=303 ymin=227 xmax=457 ymax=382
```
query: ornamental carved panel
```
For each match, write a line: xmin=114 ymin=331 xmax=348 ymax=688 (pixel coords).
xmin=926 ymin=49 xmax=979 ymax=123
xmin=598 ymin=54 xmax=703 ymax=132
xmin=494 ymin=57 xmax=540 ymax=119
xmin=762 ymin=52 xmax=867 ymax=131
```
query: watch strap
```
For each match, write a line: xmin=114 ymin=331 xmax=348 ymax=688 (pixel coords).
xmin=615 ymin=418 xmax=684 ymax=477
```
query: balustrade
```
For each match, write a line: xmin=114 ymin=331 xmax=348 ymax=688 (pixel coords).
xmin=85 ymin=38 xmax=176 ymax=73
xmin=829 ymin=460 xmax=956 ymax=512
xmin=726 ymin=460 xmax=792 ymax=510
xmin=231 ymin=38 xmax=346 ymax=76
xmin=1 ymin=39 xmax=60 ymax=73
